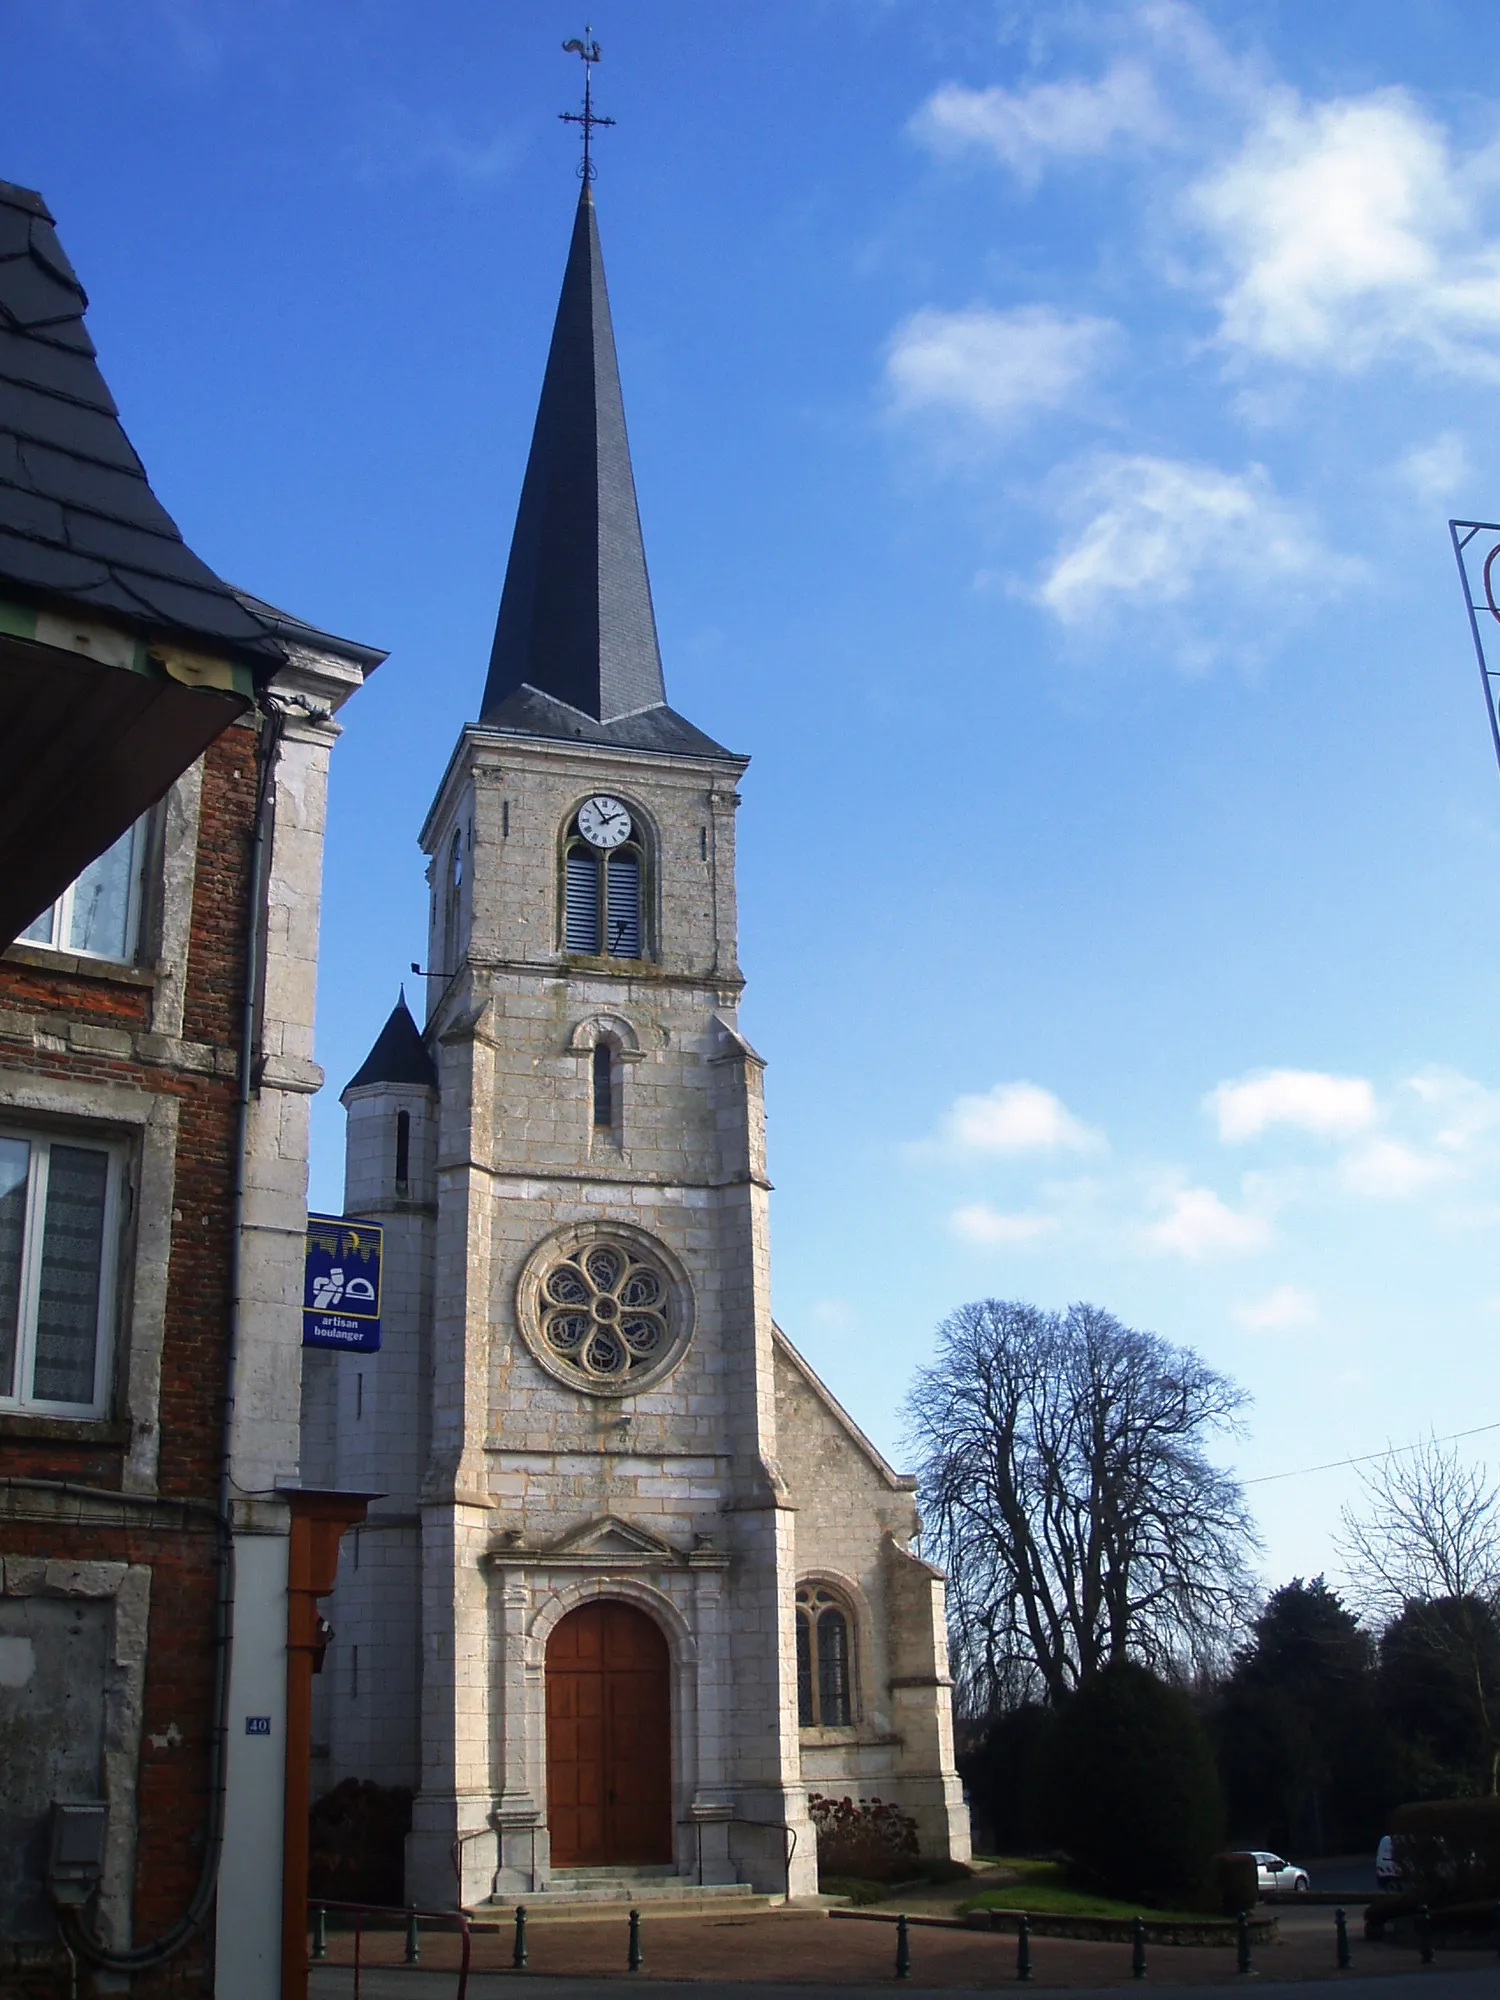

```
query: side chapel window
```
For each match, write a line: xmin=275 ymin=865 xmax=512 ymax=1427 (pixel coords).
xmin=796 ymin=1582 xmax=854 ymax=1727
xmin=562 ymin=797 xmax=645 ymax=959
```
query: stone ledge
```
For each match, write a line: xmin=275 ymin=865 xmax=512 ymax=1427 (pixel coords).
xmin=0 ymin=1412 xmax=131 ymax=1446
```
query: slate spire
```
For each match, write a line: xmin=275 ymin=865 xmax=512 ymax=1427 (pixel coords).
xmin=480 ymin=183 xmax=666 ymax=727
xmin=343 ymin=990 xmax=437 ymax=1096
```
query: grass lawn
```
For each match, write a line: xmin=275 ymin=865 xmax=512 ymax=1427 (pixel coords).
xmin=957 ymin=1858 xmax=1211 ymax=1924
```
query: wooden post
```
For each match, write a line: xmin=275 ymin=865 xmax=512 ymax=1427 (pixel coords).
xmin=281 ymin=1490 xmax=372 ymax=2000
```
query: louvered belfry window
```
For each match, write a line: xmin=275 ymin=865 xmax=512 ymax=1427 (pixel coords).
xmin=563 ymin=812 xmax=647 ymax=960
xmin=564 ymin=850 xmax=600 ymax=952
xmin=605 ymin=854 xmax=640 ymax=957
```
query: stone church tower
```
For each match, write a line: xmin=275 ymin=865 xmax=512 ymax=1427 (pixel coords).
xmin=304 ymin=181 xmax=968 ymax=1909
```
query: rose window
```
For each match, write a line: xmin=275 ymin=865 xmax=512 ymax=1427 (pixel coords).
xmin=517 ymin=1225 xmax=692 ymax=1396
xmin=541 ymin=1244 xmax=669 ymax=1383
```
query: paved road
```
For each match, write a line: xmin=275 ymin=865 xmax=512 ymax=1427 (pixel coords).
xmin=312 ymin=1972 xmax=1498 ymax=2000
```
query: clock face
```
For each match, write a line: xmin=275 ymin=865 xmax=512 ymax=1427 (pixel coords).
xmin=577 ymin=795 xmax=633 ymax=850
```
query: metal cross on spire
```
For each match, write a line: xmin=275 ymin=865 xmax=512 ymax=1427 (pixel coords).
xmin=560 ymin=30 xmax=614 ymax=182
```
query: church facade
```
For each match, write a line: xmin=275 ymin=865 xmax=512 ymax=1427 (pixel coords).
xmin=302 ymin=180 xmax=968 ymax=1908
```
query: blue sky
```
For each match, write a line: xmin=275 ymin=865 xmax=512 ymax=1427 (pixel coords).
xmin=11 ymin=0 xmax=1500 ymax=1590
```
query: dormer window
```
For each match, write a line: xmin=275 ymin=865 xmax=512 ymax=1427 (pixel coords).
xmin=562 ymin=797 xmax=647 ymax=960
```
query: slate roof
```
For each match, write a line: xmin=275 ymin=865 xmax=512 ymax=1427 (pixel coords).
xmin=479 ymin=184 xmax=733 ymax=760
xmin=0 ymin=178 xmax=283 ymax=669
xmin=344 ymin=992 xmax=438 ymax=1095
xmin=231 ymin=586 xmax=387 ymax=672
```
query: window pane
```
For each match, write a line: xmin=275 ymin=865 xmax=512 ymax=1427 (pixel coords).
xmin=565 ymin=850 xmax=600 ymax=953
xmin=592 ymin=1043 xmax=613 ymax=1127
xmin=19 ymin=903 xmax=58 ymax=946
xmin=605 ymin=853 xmax=640 ymax=957
xmin=31 ymin=1146 xmax=109 ymax=1406
xmin=0 ymin=1138 xmax=30 ymax=1399
xmin=817 ymin=1608 xmax=850 ymax=1725
xmin=796 ymin=1610 xmax=814 ymax=1727
xmin=66 ymin=822 xmax=137 ymax=959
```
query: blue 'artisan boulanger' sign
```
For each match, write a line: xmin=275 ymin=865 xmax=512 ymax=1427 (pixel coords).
xmin=303 ymin=1214 xmax=383 ymax=1351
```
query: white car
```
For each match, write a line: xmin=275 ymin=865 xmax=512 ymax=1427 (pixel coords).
xmin=1253 ymin=1851 xmax=1310 ymax=1896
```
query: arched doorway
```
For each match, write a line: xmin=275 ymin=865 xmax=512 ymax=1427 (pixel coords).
xmin=545 ymin=1599 xmax=672 ymax=1867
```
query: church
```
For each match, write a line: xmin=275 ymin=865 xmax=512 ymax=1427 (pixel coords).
xmin=302 ymin=161 xmax=969 ymax=1910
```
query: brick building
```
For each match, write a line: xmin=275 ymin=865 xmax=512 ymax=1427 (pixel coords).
xmin=0 ymin=177 xmax=381 ymax=1997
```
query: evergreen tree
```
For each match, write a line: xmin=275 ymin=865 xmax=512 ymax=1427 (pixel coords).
xmin=1216 ymin=1577 xmax=1383 ymax=1851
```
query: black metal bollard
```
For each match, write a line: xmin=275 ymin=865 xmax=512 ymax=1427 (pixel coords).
xmin=405 ymin=1910 xmax=420 ymax=1965
xmin=311 ymin=1906 xmax=327 ymax=1961
xmin=1132 ymin=1915 xmax=1146 ymax=1980
xmin=1417 ymin=1903 xmax=1432 ymax=1965
xmin=628 ymin=1907 xmax=643 ymax=1974
xmin=513 ymin=1904 xmax=528 ymax=1970
xmin=1016 ymin=1913 xmax=1033 ymax=1982
xmin=1335 ymin=1908 xmax=1349 ymax=1971
xmin=895 ymin=1913 xmax=911 ymax=1981
xmin=1236 ymin=1909 xmax=1252 ymax=1975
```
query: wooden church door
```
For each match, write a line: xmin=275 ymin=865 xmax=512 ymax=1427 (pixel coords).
xmin=545 ymin=1600 xmax=672 ymax=1866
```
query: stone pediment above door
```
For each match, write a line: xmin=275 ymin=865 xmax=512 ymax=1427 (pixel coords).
xmin=484 ymin=1513 xmax=728 ymax=1571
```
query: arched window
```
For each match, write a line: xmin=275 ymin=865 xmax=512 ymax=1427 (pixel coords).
xmin=444 ymin=827 xmax=464 ymax=967
xmin=592 ymin=1042 xmax=614 ymax=1128
xmin=562 ymin=802 xmax=647 ymax=960
xmin=796 ymin=1583 xmax=854 ymax=1727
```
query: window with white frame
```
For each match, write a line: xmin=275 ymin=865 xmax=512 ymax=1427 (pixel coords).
xmin=0 ymin=1129 xmax=123 ymax=1418
xmin=19 ymin=817 xmax=147 ymax=964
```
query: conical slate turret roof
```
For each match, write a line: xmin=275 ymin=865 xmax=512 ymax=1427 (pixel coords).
xmin=343 ymin=992 xmax=437 ymax=1095
xmin=479 ymin=185 xmax=733 ymax=760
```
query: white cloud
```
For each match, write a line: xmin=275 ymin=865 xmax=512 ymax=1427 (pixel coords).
xmin=943 ymin=1082 xmax=1105 ymax=1155
xmin=1340 ymin=1139 xmax=1453 ymax=1201
xmin=887 ymin=306 xmax=1119 ymax=433
xmin=1236 ymin=1283 xmax=1319 ymax=1331
xmin=912 ymin=61 xmax=1166 ymax=181
xmin=1038 ymin=455 xmax=1345 ymax=626
xmin=1397 ymin=432 xmax=1470 ymax=503
xmin=1191 ymin=89 xmax=1500 ymax=377
xmin=1209 ymin=1068 xmax=1377 ymax=1142
xmin=1407 ymin=1068 xmax=1500 ymax=1155
xmin=1146 ymin=1186 xmax=1271 ymax=1258
xmin=951 ymin=1204 xmax=1059 ymax=1246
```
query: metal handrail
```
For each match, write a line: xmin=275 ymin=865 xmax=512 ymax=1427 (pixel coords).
xmin=683 ymin=1813 xmax=798 ymax=1898
xmin=308 ymin=1899 xmax=471 ymax=2000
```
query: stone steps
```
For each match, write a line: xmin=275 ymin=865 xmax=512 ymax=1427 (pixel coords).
xmin=476 ymin=1868 xmax=772 ymax=1921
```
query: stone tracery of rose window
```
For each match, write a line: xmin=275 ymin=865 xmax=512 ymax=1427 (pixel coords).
xmin=540 ymin=1242 xmax=670 ymax=1384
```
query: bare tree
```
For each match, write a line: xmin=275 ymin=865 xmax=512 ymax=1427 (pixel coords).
xmin=906 ymin=1299 xmax=1258 ymax=1715
xmin=1339 ymin=1438 xmax=1500 ymax=1791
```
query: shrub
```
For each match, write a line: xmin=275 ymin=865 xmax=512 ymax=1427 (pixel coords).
xmin=959 ymin=1704 xmax=1058 ymax=1854
xmin=1047 ymin=1660 xmax=1224 ymax=1909
xmin=1212 ymin=1851 xmax=1260 ymax=1916
xmin=308 ymin=1778 xmax=413 ymax=1907
xmin=808 ymin=1794 xmax=920 ymax=1885
xmin=1391 ymin=1796 xmax=1500 ymax=1905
